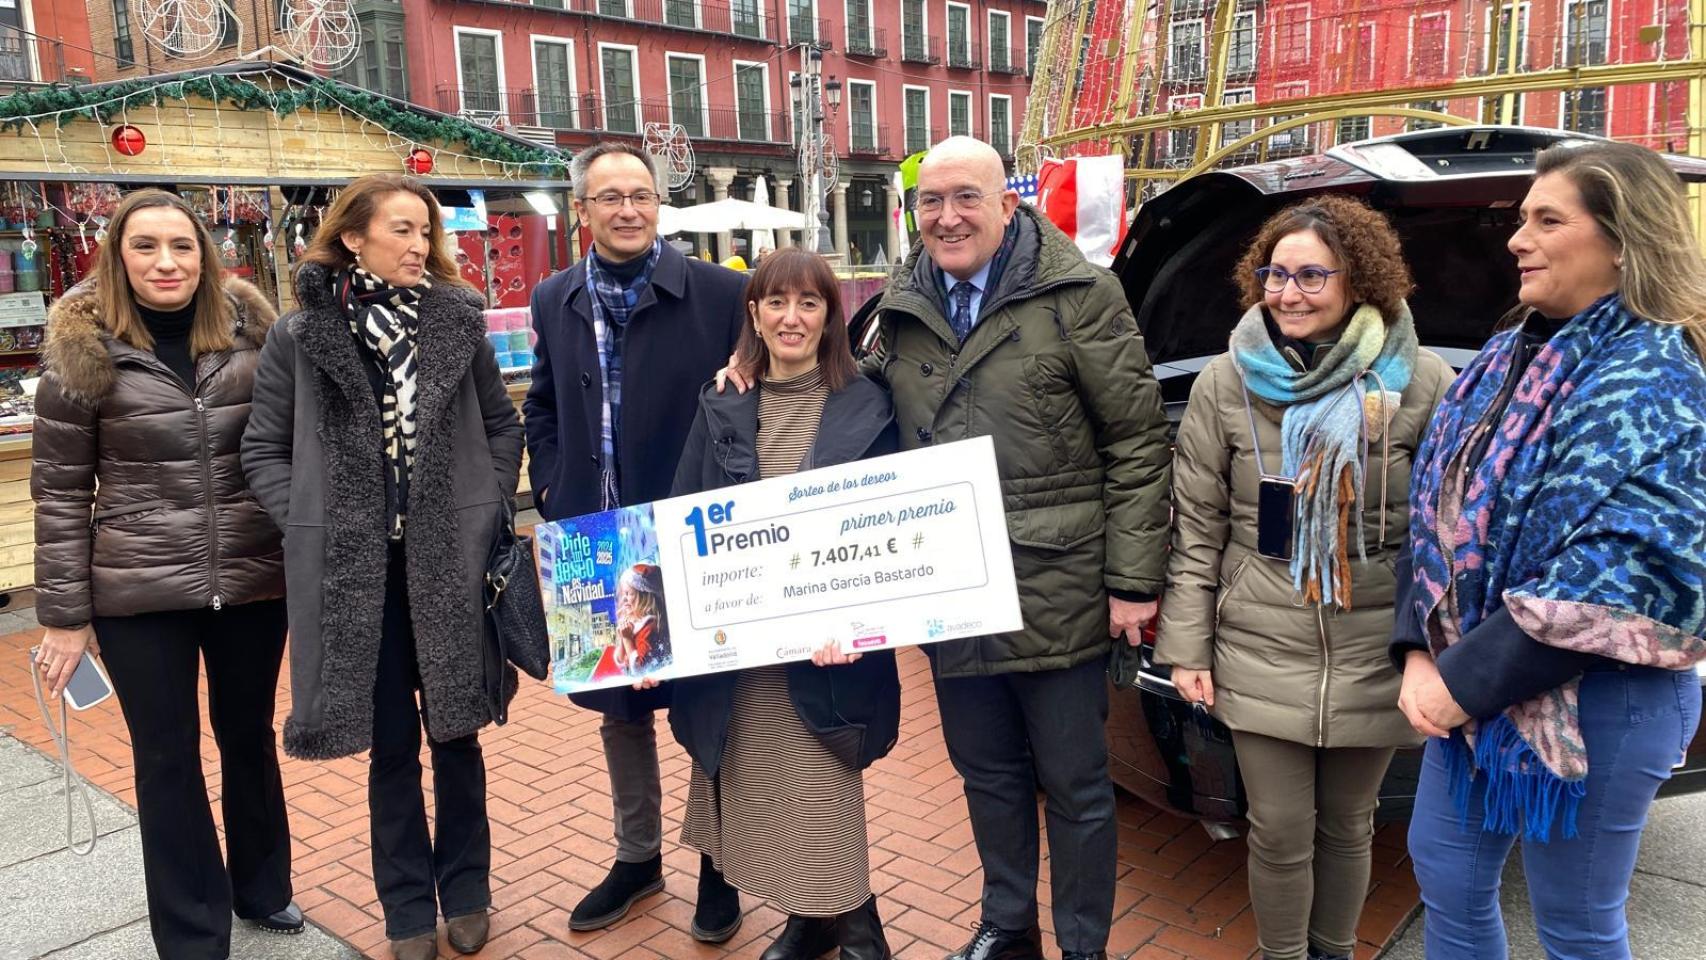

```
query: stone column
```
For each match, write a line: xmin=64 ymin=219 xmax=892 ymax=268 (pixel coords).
xmin=706 ymin=166 xmax=737 ymax=260
xmin=832 ymin=181 xmax=851 ymax=262
xmin=774 ymin=178 xmax=794 ymax=249
xmin=884 ymin=180 xmax=903 ymax=266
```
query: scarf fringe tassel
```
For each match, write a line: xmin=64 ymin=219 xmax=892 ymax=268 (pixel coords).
xmin=1445 ymin=716 xmax=1586 ymax=844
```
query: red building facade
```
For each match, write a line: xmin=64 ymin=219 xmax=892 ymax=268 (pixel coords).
xmin=412 ymin=0 xmax=1045 ymax=261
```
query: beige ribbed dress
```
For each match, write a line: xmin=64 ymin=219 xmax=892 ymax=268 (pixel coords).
xmin=679 ymin=366 xmax=873 ymax=917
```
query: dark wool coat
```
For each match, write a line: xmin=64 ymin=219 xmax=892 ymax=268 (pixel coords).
xmin=667 ymin=376 xmax=902 ymax=780
xmin=242 ymin=263 xmax=524 ymax=760
xmin=523 ymin=242 xmax=744 ymax=720
xmin=32 ymin=279 xmax=284 ymax=628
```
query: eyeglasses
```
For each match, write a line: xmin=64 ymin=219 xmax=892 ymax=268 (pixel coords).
xmin=589 ymin=191 xmax=661 ymax=210
xmin=1255 ymin=265 xmax=1341 ymax=294
xmin=914 ymin=190 xmax=991 ymax=215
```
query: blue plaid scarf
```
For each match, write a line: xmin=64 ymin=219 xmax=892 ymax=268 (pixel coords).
xmin=585 ymin=239 xmax=661 ymax=508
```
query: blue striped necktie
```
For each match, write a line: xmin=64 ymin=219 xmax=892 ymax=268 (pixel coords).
xmin=949 ymin=281 xmax=975 ymax=342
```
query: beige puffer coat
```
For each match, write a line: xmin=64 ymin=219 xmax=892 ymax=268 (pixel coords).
xmin=1153 ymin=335 xmax=1452 ymax=748
xmin=31 ymin=280 xmax=284 ymax=628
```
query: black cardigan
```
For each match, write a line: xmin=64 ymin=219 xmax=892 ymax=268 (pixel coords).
xmin=667 ymin=374 xmax=903 ymax=779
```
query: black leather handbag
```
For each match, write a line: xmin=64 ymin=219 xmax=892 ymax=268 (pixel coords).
xmin=484 ymin=500 xmax=551 ymax=717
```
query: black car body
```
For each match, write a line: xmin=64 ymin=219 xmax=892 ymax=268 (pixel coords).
xmin=1102 ymin=126 xmax=1706 ymax=827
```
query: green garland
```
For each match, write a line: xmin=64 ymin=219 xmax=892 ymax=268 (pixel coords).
xmin=0 ymin=71 xmax=569 ymax=176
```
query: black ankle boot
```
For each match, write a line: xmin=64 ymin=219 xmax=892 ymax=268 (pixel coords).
xmin=569 ymin=854 xmax=664 ymax=931
xmin=835 ymin=896 xmax=892 ymax=960
xmin=691 ymin=854 xmax=743 ymax=943
xmin=1306 ymin=947 xmax=1352 ymax=960
xmin=761 ymin=913 xmax=837 ymax=960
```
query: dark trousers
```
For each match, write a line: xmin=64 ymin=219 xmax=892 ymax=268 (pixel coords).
xmin=370 ymin=543 xmax=492 ymax=940
xmin=931 ymin=655 xmax=1118 ymax=954
xmin=97 ymin=599 xmax=293 ymax=960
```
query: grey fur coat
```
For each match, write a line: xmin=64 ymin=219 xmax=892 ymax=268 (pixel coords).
xmin=241 ymin=263 xmax=524 ymax=759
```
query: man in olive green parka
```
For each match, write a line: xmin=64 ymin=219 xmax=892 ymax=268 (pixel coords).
xmin=865 ymin=138 xmax=1171 ymax=960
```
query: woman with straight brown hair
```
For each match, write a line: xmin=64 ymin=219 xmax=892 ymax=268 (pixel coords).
xmin=32 ymin=188 xmax=299 ymax=960
xmin=670 ymin=248 xmax=900 ymax=960
xmin=242 ymin=174 xmax=523 ymax=960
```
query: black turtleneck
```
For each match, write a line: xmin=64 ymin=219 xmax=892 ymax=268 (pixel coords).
xmin=593 ymin=249 xmax=649 ymax=287
xmin=140 ymin=302 xmax=196 ymax=388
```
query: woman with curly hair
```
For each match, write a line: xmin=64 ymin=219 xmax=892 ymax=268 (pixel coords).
xmin=1154 ymin=195 xmax=1452 ymax=960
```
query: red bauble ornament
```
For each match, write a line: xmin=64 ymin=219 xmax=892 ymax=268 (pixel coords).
xmin=111 ymin=124 xmax=146 ymax=156
xmin=405 ymin=148 xmax=434 ymax=175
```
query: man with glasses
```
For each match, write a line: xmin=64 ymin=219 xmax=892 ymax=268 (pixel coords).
xmin=523 ymin=141 xmax=748 ymax=941
xmin=868 ymin=137 xmax=1172 ymax=960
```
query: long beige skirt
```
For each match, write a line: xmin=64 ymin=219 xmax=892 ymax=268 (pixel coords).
xmin=680 ymin=665 xmax=872 ymax=916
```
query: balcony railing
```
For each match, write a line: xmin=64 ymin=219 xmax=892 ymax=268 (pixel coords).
xmin=434 ymin=86 xmax=792 ymax=144
xmin=788 ymin=15 xmax=833 ymax=48
xmin=846 ymin=26 xmax=887 ymax=58
xmin=946 ymin=39 xmax=981 ymax=70
xmin=987 ymin=45 xmax=1022 ymax=73
xmin=901 ymin=32 xmax=940 ymax=65
xmin=522 ymin=0 xmax=777 ymax=42
xmin=0 ymin=25 xmax=88 ymax=89
xmin=848 ymin=121 xmax=890 ymax=156
xmin=901 ymin=124 xmax=946 ymax=157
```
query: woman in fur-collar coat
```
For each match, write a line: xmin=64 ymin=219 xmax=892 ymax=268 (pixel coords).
xmin=31 ymin=189 xmax=300 ymax=960
xmin=241 ymin=175 xmax=522 ymax=960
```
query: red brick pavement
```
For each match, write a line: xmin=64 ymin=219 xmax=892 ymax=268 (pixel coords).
xmin=0 ymin=593 xmax=1420 ymax=960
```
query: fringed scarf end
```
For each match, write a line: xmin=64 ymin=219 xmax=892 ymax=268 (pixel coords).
xmin=1452 ymin=715 xmax=1586 ymax=844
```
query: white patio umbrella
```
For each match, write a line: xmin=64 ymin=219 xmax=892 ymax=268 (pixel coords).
xmin=750 ymin=176 xmax=777 ymax=256
xmin=657 ymin=198 xmax=811 ymax=235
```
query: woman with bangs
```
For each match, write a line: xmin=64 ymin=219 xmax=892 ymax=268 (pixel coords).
xmin=669 ymin=247 xmax=901 ymax=960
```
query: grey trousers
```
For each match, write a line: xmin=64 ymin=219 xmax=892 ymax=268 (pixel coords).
xmin=1229 ymin=730 xmax=1396 ymax=960
xmin=600 ymin=712 xmax=663 ymax=863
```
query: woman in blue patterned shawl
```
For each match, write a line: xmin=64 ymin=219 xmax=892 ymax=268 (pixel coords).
xmin=1392 ymin=141 xmax=1706 ymax=959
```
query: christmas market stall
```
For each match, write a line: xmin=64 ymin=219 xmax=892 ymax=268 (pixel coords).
xmin=0 ymin=61 xmax=574 ymax=598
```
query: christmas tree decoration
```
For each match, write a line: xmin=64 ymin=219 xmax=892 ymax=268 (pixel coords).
xmin=406 ymin=148 xmax=434 ymax=175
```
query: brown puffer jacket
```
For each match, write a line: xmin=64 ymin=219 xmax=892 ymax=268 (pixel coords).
xmin=31 ymin=279 xmax=284 ymax=628
xmin=1153 ymin=335 xmax=1452 ymax=749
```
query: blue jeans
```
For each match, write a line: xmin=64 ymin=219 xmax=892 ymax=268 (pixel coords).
xmin=1408 ymin=666 xmax=1701 ymax=960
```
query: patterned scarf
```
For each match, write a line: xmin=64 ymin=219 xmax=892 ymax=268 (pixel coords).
xmin=1410 ymin=294 xmax=1706 ymax=841
xmin=339 ymin=265 xmax=427 ymax=540
xmin=1230 ymin=302 xmax=1417 ymax=607
xmin=585 ymin=240 xmax=661 ymax=509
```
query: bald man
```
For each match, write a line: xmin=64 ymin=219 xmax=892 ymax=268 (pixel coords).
xmin=865 ymin=138 xmax=1171 ymax=960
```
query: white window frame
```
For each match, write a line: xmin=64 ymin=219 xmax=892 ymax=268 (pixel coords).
xmin=1337 ymin=21 xmax=1377 ymax=85
xmin=902 ymin=0 xmax=930 ymax=60
xmin=946 ymin=2 xmax=972 ymax=63
xmin=598 ymin=0 xmax=635 ymax=17
xmin=1230 ymin=11 xmax=1258 ymax=73
xmin=948 ymin=89 xmax=974 ymax=137
xmin=788 ymin=0 xmax=818 ymax=44
xmin=662 ymin=0 xmax=703 ymax=29
xmin=903 ymin=83 xmax=932 ymax=153
xmin=1025 ymin=15 xmax=1046 ymax=72
xmin=1165 ymin=93 xmax=1203 ymax=161
xmin=1270 ymin=81 xmax=1311 ymax=150
xmin=845 ymin=0 xmax=874 ymax=51
xmin=453 ymin=26 xmax=507 ymax=123
xmin=1168 ymin=19 xmax=1205 ymax=81
xmin=1562 ymin=0 xmax=1609 ymax=67
xmin=1221 ymin=86 xmax=1256 ymax=146
xmin=731 ymin=58 xmax=772 ymax=141
xmin=1483 ymin=2 xmax=1532 ymax=73
xmin=1408 ymin=11 xmax=1451 ymax=79
xmin=664 ymin=52 xmax=710 ymax=136
xmin=987 ymin=93 xmax=1012 ymax=154
xmin=987 ymin=10 xmax=1011 ymax=69
xmin=1559 ymin=86 xmax=1612 ymax=135
xmin=529 ymin=34 xmax=579 ymax=129
xmin=1274 ymin=3 xmax=1312 ymax=68
xmin=846 ymin=77 xmax=878 ymax=150
xmin=597 ymin=41 xmax=642 ymax=133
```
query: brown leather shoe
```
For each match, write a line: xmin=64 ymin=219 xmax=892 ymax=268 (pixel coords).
xmin=390 ymin=932 xmax=437 ymax=960
xmin=447 ymin=910 xmax=490 ymax=954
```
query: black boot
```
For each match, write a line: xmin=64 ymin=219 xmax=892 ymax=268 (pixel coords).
xmin=1307 ymin=947 xmax=1352 ymax=960
xmin=691 ymin=854 xmax=743 ymax=943
xmin=761 ymin=914 xmax=837 ymax=960
xmin=835 ymin=895 xmax=892 ymax=960
xmin=569 ymin=854 xmax=664 ymax=931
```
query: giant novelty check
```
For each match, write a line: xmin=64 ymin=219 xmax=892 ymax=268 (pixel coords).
xmin=539 ymin=436 xmax=1022 ymax=694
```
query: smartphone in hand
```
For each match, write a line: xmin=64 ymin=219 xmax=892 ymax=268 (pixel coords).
xmin=30 ymin=647 xmax=114 ymax=711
